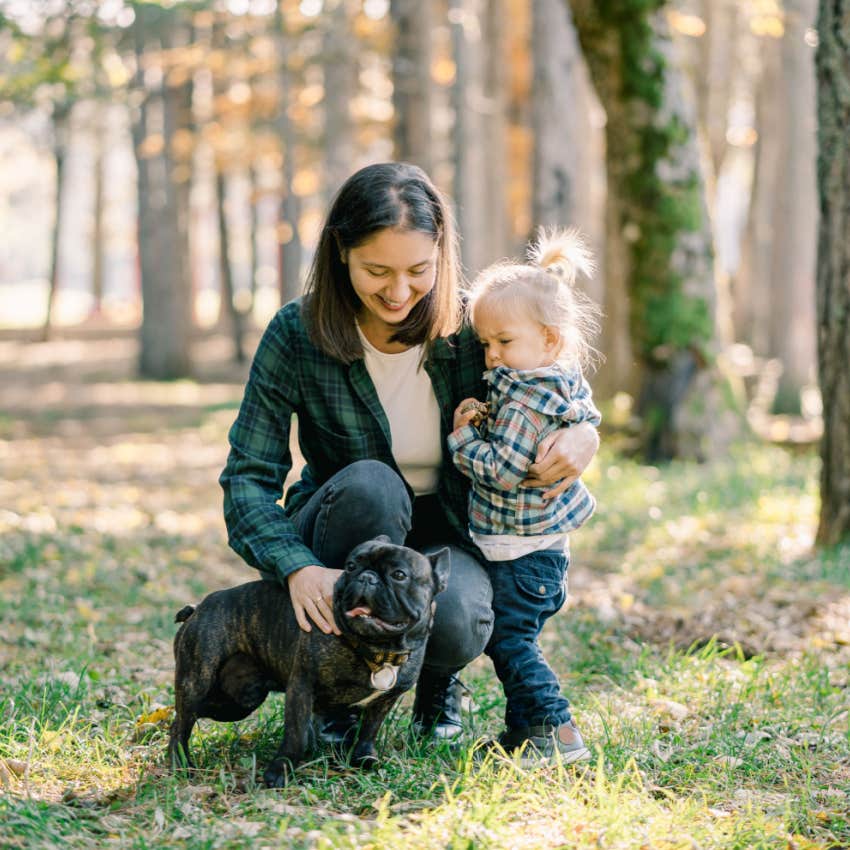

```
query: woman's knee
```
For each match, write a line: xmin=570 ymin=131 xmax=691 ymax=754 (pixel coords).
xmin=333 ymin=461 xmax=411 ymax=523
xmin=296 ymin=461 xmax=413 ymax=568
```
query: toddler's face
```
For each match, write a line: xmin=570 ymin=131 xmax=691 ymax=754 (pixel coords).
xmin=473 ymin=302 xmax=559 ymax=371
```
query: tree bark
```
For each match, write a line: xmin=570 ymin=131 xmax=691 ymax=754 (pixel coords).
xmin=767 ymin=0 xmax=818 ymax=413
xmin=695 ymin=0 xmax=737 ymax=180
xmin=42 ymin=102 xmax=71 ymax=342
xmin=481 ymin=0 xmax=509 ymax=259
xmin=532 ymin=0 xmax=589 ymax=231
xmin=735 ymin=39 xmax=780 ymax=356
xmin=531 ymin=0 xmax=609 ymax=384
xmin=450 ymin=0 xmax=489 ymax=275
xmin=217 ymin=171 xmax=246 ymax=363
xmin=275 ymin=4 xmax=303 ymax=305
xmin=133 ymin=7 xmax=193 ymax=379
xmin=91 ymin=103 xmax=106 ymax=317
xmin=815 ymin=0 xmax=850 ymax=545
xmin=569 ymin=0 xmax=721 ymax=460
xmin=323 ymin=0 xmax=356 ymax=199
xmin=390 ymin=0 xmax=434 ymax=172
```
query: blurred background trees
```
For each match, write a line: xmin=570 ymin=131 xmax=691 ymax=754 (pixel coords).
xmin=0 ymin=1 xmax=834 ymax=480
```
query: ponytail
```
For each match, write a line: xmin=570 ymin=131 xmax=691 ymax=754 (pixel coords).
xmin=528 ymin=227 xmax=595 ymax=287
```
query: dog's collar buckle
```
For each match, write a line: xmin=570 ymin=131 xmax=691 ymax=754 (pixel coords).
xmin=370 ymin=665 xmax=398 ymax=691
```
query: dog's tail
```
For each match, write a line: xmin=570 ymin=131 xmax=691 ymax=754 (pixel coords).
xmin=174 ymin=605 xmax=195 ymax=624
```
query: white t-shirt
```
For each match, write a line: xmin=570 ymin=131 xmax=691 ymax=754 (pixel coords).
xmin=357 ymin=327 xmax=442 ymax=496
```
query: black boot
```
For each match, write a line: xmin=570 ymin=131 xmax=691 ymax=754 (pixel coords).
xmin=412 ymin=669 xmax=464 ymax=741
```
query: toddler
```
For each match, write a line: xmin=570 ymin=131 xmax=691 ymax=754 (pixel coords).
xmin=448 ymin=228 xmax=601 ymax=763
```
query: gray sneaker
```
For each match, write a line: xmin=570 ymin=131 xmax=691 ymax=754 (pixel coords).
xmin=495 ymin=720 xmax=591 ymax=766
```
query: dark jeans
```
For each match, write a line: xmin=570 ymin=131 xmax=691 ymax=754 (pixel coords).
xmin=289 ymin=460 xmax=494 ymax=674
xmin=485 ymin=549 xmax=571 ymax=730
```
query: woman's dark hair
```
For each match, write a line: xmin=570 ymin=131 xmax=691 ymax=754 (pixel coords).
xmin=302 ymin=162 xmax=462 ymax=363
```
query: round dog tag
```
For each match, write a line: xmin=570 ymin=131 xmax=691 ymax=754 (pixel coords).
xmin=370 ymin=666 xmax=398 ymax=690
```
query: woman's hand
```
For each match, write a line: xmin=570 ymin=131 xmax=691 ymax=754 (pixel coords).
xmin=287 ymin=564 xmax=343 ymax=635
xmin=523 ymin=422 xmax=600 ymax=500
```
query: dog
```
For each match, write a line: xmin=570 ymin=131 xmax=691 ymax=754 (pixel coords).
xmin=167 ymin=536 xmax=450 ymax=786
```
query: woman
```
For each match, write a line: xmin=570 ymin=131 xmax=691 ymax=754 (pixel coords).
xmin=219 ymin=162 xmax=599 ymax=741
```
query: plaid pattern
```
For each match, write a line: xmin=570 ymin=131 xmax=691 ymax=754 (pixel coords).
xmin=219 ymin=299 xmax=487 ymax=582
xmin=447 ymin=365 xmax=601 ymax=537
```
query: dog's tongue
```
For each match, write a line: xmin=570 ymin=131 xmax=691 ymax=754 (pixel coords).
xmin=345 ymin=605 xmax=372 ymax=618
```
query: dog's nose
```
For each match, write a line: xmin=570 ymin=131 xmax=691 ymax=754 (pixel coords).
xmin=358 ymin=570 xmax=379 ymax=587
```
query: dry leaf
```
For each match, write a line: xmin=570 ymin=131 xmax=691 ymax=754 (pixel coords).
xmin=136 ymin=706 xmax=174 ymax=727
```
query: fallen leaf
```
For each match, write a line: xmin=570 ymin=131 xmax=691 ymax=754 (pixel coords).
xmin=136 ymin=706 xmax=174 ymax=727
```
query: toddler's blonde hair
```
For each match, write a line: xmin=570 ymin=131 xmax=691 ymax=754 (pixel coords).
xmin=468 ymin=227 xmax=601 ymax=371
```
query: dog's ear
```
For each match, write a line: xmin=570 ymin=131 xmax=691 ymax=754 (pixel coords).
xmin=426 ymin=547 xmax=451 ymax=595
xmin=373 ymin=534 xmax=392 ymax=544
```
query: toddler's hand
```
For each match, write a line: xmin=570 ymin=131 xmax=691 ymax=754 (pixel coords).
xmin=453 ymin=398 xmax=488 ymax=431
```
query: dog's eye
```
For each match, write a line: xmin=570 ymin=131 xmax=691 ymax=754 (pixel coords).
xmin=344 ymin=560 xmax=358 ymax=572
xmin=391 ymin=569 xmax=407 ymax=581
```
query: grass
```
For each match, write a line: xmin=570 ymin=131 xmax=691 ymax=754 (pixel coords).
xmin=2 ymin=391 xmax=849 ymax=848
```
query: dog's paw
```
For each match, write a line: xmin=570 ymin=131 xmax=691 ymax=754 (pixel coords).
xmin=263 ymin=759 xmax=294 ymax=788
xmin=351 ymin=741 xmax=379 ymax=770
xmin=167 ymin=742 xmax=196 ymax=774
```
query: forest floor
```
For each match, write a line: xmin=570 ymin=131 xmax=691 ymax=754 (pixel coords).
xmin=1 ymin=330 xmax=849 ymax=849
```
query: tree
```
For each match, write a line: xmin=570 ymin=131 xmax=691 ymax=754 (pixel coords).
xmin=322 ymin=0 xmax=356 ymax=197
xmin=766 ymin=0 xmax=818 ymax=413
xmin=273 ymin=2 xmax=303 ymax=305
xmin=131 ymin=2 xmax=194 ymax=378
xmin=569 ymin=0 xmax=721 ymax=460
xmin=814 ymin=0 xmax=850 ymax=545
xmin=450 ymin=0 xmax=489 ymax=275
xmin=390 ymin=0 xmax=434 ymax=171
xmin=0 ymin=4 xmax=96 ymax=341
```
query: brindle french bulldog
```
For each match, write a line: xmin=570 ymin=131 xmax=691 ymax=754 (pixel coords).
xmin=167 ymin=536 xmax=450 ymax=786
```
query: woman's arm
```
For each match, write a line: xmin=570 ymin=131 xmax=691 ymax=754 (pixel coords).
xmin=219 ymin=309 xmax=340 ymax=634
xmin=524 ymin=421 xmax=600 ymax=499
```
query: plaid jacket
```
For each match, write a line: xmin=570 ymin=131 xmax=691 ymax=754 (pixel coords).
xmin=219 ymin=299 xmax=487 ymax=582
xmin=447 ymin=364 xmax=601 ymax=537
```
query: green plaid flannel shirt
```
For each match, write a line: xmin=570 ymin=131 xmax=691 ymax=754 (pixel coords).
xmin=219 ymin=299 xmax=487 ymax=583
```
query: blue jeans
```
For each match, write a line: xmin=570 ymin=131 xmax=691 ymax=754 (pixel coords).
xmin=485 ymin=549 xmax=571 ymax=730
xmin=288 ymin=460 xmax=494 ymax=674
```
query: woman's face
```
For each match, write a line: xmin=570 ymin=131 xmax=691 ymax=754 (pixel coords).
xmin=344 ymin=227 xmax=438 ymax=345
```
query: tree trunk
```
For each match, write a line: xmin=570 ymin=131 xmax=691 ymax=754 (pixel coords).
xmin=323 ymin=0 xmax=356 ymax=199
xmin=815 ymin=0 xmax=850 ymax=545
xmin=735 ymin=42 xmax=780 ymax=356
xmin=390 ymin=0 xmax=434 ymax=172
xmin=133 ymin=8 xmax=193 ymax=379
xmin=481 ymin=0 xmax=509 ymax=260
xmin=217 ymin=171 xmax=246 ymax=363
xmin=249 ymin=163 xmax=260 ymax=302
xmin=450 ymin=0 xmax=488 ymax=275
xmin=275 ymin=4 xmax=303 ymax=305
xmin=42 ymin=103 xmax=71 ymax=342
xmin=531 ymin=0 xmax=609 ymax=385
xmin=569 ymin=0 xmax=721 ymax=460
xmin=91 ymin=104 xmax=106 ymax=317
xmin=695 ymin=0 xmax=737 ymax=181
xmin=767 ymin=0 xmax=818 ymax=413
xmin=531 ymin=0 xmax=590 ymax=231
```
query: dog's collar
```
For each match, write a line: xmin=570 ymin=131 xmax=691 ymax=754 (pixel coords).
xmin=341 ymin=636 xmax=410 ymax=692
